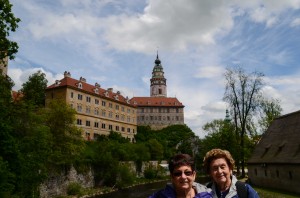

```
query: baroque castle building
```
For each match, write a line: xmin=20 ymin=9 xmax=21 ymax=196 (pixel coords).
xmin=45 ymin=54 xmax=185 ymax=140
xmin=130 ymin=54 xmax=185 ymax=130
xmin=46 ymin=72 xmax=137 ymax=142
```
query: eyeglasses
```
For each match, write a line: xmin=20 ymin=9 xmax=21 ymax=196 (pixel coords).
xmin=172 ymin=170 xmax=194 ymax=177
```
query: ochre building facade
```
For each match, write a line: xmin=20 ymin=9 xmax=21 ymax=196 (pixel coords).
xmin=46 ymin=72 xmax=137 ymax=142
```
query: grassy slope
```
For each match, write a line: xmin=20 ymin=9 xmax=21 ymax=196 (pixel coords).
xmin=254 ymin=186 xmax=300 ymax=198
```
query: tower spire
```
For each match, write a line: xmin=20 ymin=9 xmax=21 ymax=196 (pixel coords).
xmin=150 ymin=53 xmax=167 ymax=97
xmin=155 ymin=51 xmax=161 ymax=65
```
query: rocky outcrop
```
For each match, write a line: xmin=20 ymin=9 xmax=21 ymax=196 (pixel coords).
xmin=40 ymin=165 xmax=94 ymax=198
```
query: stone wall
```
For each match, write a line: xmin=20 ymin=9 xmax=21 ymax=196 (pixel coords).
xmin=40 ymin=161 xmax=167 ymax=197
xmin=119 ymin=160 xmax=168 ymax=177
xmin=248 ymin=164 xmax=300 ymax=194
xmin=40 ymin=165 xmax=94 ymax=198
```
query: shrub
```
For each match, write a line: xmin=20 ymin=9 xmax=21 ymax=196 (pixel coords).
xmin=116 ymin=165 xmax=135 ymax=188
xmin=144 ymin=166 xmax=157 ymax=179
xmin=67 ymin=182 xmax=83 ymax=195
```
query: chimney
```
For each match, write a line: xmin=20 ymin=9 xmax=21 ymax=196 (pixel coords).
xmin=107 ymin=88 xmax=113 ymax=92
xmin=79 ymin=77 xmax=86 ymax=82
xmin=95 ymin=82 xmax=101 ymax=88
xmin=64 ymin=71 xmax=71 ymax=78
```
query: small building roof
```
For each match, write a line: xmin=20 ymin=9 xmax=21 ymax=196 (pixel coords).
xmin=248 ymin=110 xmax=300 ymax=164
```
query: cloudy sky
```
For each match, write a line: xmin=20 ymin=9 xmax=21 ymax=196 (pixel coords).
xmin=8 ymin=0 xmax=300 ymax=138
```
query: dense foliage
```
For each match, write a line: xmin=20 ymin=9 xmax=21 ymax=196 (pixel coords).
xmin=1 ymin=69 xmax=270 ymax=197
xmin=0 ymin=71 xmax=199 ymax=197
xmin=0 ymin=0 xmax=20 ymax=62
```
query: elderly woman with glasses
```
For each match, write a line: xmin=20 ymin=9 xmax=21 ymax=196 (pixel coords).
xmin=149 ymin=153 xmax=212 ymax=198
xmin=203 ymin=149 xmax=259 ymax=198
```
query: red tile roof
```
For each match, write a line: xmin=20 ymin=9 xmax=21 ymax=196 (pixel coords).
xmin=46 ymin=76 xmax=134 ymax=106
xmin=130 ymin=97 xmax=184 ymax=107
xmin=11 ymin=90 xmax=23 ymax=101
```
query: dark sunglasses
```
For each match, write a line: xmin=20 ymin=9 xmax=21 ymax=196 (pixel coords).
xmin=172 ymin=170 xmax=194 ymax=177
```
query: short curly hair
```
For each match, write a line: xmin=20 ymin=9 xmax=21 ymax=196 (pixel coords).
xmin=203 ymin=149 xmax=235 ymax=174
xmin=168 ymin=153 xmax=195 ymax=174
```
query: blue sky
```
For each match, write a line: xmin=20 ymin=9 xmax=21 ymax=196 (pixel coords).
xmin=8 ymin=0 xmax=300 ymax=138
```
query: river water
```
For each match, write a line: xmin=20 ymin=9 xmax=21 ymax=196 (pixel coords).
xmin=95 ymin=181 xmax=167 ymax=198
xmin=95 ymin=176 xmax=209 ymax=198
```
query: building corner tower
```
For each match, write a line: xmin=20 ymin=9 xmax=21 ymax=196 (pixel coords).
xmin=150 ymin=53 xmax=167 ymax=97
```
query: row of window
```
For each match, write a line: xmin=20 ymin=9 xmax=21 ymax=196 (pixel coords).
xmin=71 ymin=104 xmax=135 ymax=123
xmin=77 ymin=119 xmax=135 ymax=133
xmin=254 ymin=168 xmax=293 ymax=180
xmin=139 ymin=108 xmax=181 ymax=113
xmin=71 ymin=92 xmax=134 ymax=114
xmin=138 ymin=116 xmax=182 ymax=121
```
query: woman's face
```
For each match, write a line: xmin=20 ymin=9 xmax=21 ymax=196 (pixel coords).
xmin=209 ymin=157 xmax=232 ymax=187
xmin=171 ymin=165 xmax=196 ymax=192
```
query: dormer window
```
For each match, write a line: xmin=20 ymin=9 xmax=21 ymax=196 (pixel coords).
xmin=78 ymin=82 xmax=83 ymax=89
xmin=94 ymin=88 xmax=99 ymax=94
xmin=104 ymin=91 xmax=109 ymax=97
xmin=114 ymin=95 xmax=119 ymax=100
xmin=125 ymin=96 xmax=130 ymax=104
xmin=55 ymin=80 xmax=61 ymax=86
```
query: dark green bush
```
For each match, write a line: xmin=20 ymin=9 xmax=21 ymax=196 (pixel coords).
xmin=144 ymin=166 xmax=157 ymax=179
xmin=67 ymin=182 xmax=82 ymax=195
xmin=116 ymin=165 xmax=135 ymax=188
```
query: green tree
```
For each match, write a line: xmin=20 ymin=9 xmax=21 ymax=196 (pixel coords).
xmin=108 ymin=131 xmax=130 ymax=143
xmin=21 ymin=70 xmax=48 ymax=107
xmin=0 ymin=0 xmax=20 ymax=63
xmin=223 ymin=67 xmax=264 ymax=177
xmin=12 ymin=102 xmax=52 ymax=197
xmin=0 ymin=75 xmax=17 ymax=197
xmin=258 ymin=97 xmax=282 ymax=133
xmin=0 ymin=156 xmax=15 ymax=197
xmin=147 ymin=139 xmax=164 ymax=160
xmin=135 ymin=125 xmax=155 ymax=142
xmin=45 ymin=100 xmax=84 ymax=166
xmin=135 ymin=124 xmax=197 ymax=159
xmin=201 ymin=119 xmax=239 ymax=165
xmin=133 ymin=143 xmax=150 ymax=175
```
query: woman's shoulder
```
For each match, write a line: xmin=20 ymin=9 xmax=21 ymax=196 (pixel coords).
xmin=194 ymin=182 xmax=211 ymax=192
xmin=148 ymin=184 xmax=176 ymax=198
xmin=193 ymin=182 xmax=213 ymax=198
xmin=245 ymin=184 xmax=260 ymax=198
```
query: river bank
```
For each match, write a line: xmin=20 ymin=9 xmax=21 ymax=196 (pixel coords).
xmin=73 ymin=178 xmax=169 ymax=198
xmin=59 ymin=175 xmax=300 ymax=198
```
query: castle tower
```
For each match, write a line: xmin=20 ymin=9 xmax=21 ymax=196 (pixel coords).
xmin=150 ymin=53 xmax=167 ymax=97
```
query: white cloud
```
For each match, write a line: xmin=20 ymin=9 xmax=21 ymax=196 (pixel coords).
xmin=290 ymin=17 xmax=300 ymax=27
xmin=8 ymin=67 xmax=63 ymax=91
xmin=103 ymin=0 xmax=234 ymax=53
xmin=264 ymin=75 xmax=300 ymax=114
xmin=267 ymin=50 xmax=290 ymax=65
xmin=194 ymin=66 xmax=224 ymax=79
xmin=28 ymin=13 xmax=101 ymax=40
xmin=9 ymin=0 xmax=300 ymax=138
